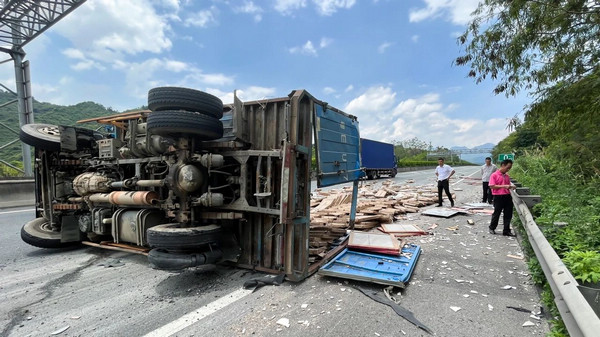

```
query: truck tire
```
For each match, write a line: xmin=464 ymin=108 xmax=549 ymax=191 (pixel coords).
xmin=20 ymin=124 xmax=61 ymax=151
xmin=147 ymin=110 xmax=224 ymax=140
xmin=148 ymin=248 xmax=222 ymax=271
xmin=391 ymin=169 xmax=397 ymax=178
xmin=147 ymin=223 xmax=222 ymax=251
xmin=148 ymin=87 xmax=223 ymax=119
xmin=21 ymin=217 xmax=73 ymax=248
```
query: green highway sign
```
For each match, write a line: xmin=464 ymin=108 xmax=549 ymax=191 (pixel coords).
xmin=498 ymin=153 xmax=515 ymax=161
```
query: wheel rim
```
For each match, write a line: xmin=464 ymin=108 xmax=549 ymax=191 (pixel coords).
xmin=37 ymin=125 xmax=60 ymax=137
xmin=38 ymin=220 xmax=57 ymax=233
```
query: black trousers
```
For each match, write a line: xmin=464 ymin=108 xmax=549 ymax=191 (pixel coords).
xmin=489 ymin=194 xmax=513 ymax=234
xmin=437 ymin=179 xmax=453 ymax=205
xmin=482 ymin=182 xmax=493 ymax=203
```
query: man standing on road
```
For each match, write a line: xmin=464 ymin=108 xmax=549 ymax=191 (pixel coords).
xmin=481 ymin=157 xmax=497 ymax=204
xmin=488 ymin=159 xmax=517 ymax=236
xmin=435 ymin=157 xmax=455 ymax=207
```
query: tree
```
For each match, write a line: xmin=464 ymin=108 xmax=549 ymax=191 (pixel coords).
xmin=455 ymin=0 xmax=600 ymax=98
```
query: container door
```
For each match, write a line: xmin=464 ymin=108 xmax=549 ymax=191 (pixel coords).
xmin=313 ymin=104 xmax=362 ymax=187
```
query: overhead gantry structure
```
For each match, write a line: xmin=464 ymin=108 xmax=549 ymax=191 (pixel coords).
xmin=0 ymin=0 xmax=87 ymax=176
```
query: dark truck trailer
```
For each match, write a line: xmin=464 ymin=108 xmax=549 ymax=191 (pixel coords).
xmin=361 ymin=138 xmax=397 ymax=179
xmin=19 ymin=87 xmax=362 ymax=282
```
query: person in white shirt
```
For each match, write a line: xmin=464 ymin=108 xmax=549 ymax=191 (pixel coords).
xmin=435 ymin=157 xmax=455 ymax=207
xmin=481 ymin=157 xmax=497 ymax=204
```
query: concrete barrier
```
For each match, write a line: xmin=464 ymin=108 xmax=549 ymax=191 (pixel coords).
xmin=0 ymin=179 xmax=35 ymax=208
xmin=396 ymin=166 xmax=437 ymax=172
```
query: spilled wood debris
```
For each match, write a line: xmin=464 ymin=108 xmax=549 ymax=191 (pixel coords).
xmin=309 ymin=180 xmax=443 ymax=261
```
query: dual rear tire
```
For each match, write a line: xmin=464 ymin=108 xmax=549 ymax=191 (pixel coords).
xmin=146 ymin=87 xmax=224 ymax=140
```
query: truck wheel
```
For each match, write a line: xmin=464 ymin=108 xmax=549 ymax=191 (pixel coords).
xmin=148 ymin=87 xmax=223 ymax=119
xmin=21 ymin=217 xmax=72 ymax=248
xmin=147 ymin=223 xmax=222 ymax=251
xmin=147 ymin=110 xmax=224 ymax=140
xmin=148 ymin=248 xmax=222 ymax=271
xmin=391 ymin=169 xmax=397 ymax=178
xmin=20 ymin=124 xmax=61 ymax=151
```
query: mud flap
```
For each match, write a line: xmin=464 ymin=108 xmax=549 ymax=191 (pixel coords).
xmin=60 ymin=215 xmax=82 ymax=243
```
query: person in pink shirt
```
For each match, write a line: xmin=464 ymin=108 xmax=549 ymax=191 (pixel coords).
xmin=488 ymin=159 xmax=517 ymax=236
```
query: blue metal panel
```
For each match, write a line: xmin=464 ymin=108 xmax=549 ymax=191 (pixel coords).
xmin=361 ymin=138 xmax=396 ymax=169
xmin=314 ymin=104 xmax=362 ymax=187
xmin=318 ymin=245 xmax=421 ymax=287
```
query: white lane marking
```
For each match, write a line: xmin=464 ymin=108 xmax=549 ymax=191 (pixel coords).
xmin=144 ymin=287 xmax=254 ymax=337
xmin=0 ymin=208 xmax=35 ymax=215
xmin=452 ymin=168 xmax=479 ymax=185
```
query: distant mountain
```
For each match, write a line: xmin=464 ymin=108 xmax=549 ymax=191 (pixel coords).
xmin=473 ymin=143 xmax=496 ymax=149
xmin=0 ymin=91 xmax=117 ymax=162
xmin=449 ymin=143 xmax=497 ymax=165
xmin=450 ymin=146 xmax=469 ymax=151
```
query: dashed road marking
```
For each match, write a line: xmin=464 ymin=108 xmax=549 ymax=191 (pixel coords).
xmin=453 ymin=169 xmax=479 ymax=185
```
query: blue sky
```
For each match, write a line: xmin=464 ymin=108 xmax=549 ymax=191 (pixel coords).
xmin=0 ymin=0 xmax=528 ymax=148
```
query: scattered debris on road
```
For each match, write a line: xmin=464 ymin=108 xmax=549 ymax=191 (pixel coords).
xmin=50 ymin=325 xmax=70 ymax=335
xmin=357 ymin=286 xmax=433 ymax=334
xmin=276 ymin=318 xmax=290 ymax=328
xmin=243 ymin=273 xmax=285 ymax=292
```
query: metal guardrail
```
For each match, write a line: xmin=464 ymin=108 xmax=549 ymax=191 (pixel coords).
xmin=511 ymin=190 xmax=600 ymax=337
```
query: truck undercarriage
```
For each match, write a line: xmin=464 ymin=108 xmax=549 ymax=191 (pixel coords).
xmin=19 ymin=87 xmax=360 ymax=281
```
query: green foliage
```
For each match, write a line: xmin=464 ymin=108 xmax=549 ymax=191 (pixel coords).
xmin=510 ymin=153 xmax=599 ymax=336
xmin=456 ymin=0 xmax=600 ymax=97
xmin=397 ymin=161 xmax=438 ymax=168
xmin=563 ymin=250 xmax=600 ymax=284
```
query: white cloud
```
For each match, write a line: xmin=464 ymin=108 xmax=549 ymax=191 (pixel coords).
xmin=274 ymin=0 xmax=307 ymax=15
xmin=289 ymin=37 xmax=332 ymax=56
xmin=345 ymin=84 xmax=354 ymax=92
xmin=345 ymin=86 xmax=396 ymax=115
xmin=62 ymin=48 xmax=106 ymax=71
xmin=185 ymin=6 xmax=219 ymax=27
xmin=323 ymin=87 xmax=336 ymax=95
xmin=411 ymin=35 xmax=420 ymax=43
xmin=313 ymin=0 xmax=356 ymax=16
xmin=206 ymin=86 xmax=277 ymax=104
xmin=234 ymin=1 xmax=263 ymax=22
xmin=112 ymin=58 xmax=235 ymax=99
xmin=54 ymin=0 xmax=173 ymax=61
xmin=344 ymin=86 xmax=510 ymax=147
xmin=377 ymin=42 xmax=393 ymax=54
xmin=320 ymin=37 xmax=333 ymax=48
xmin=409 ymin=0 xmax=480 ymax=25
xmin=289 ymin=40 xmax=318 ymax=56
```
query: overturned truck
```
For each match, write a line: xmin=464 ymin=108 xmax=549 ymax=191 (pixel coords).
xmin=20 ymin=87 xmax=362 ymax=281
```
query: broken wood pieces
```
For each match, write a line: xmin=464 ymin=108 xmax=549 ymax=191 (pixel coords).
xmin=379 ymin=223 xmax=429 ymax=237
xmin=348 ymin=231 xmax=401 ymax=256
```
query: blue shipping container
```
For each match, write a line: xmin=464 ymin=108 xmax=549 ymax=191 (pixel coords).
xmin=361 ymin=138 xmax=395 ymax=169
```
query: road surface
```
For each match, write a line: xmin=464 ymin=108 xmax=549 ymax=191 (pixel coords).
xmin=0 ymin=166 xmax=549 ymax=336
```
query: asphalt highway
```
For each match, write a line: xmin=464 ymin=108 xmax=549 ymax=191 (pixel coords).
xmin=0 ymin=166 xmax=549 ymax=336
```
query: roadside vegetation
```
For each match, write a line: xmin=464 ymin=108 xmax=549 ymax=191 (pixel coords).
xmin=393 ymin=137 xmax=473 ymax=167
xmin=457 ymin=1 xmax=600 ymax=335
